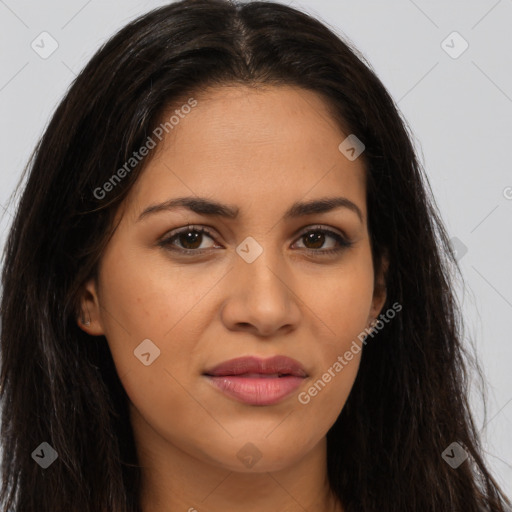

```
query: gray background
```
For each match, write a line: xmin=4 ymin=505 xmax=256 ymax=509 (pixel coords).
xmin=0 ymin=0 xmax=510 ymax=499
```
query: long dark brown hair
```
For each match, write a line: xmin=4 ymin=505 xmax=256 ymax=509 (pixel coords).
xmin=1 ymin=1 xmax=510 ymax=510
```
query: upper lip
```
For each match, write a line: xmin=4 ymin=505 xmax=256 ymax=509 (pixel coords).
xmin=203 ymin=355 xmax=308 ymax=377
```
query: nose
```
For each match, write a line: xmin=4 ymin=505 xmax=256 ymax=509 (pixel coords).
xmin=220 ymin=249 xmax=302 ymax=338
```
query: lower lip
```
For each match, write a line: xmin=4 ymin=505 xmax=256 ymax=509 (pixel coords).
xmin=204 ymin=375 xmax=305 ymax=405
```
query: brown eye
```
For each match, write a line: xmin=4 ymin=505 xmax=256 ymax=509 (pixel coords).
xmin=302 ymin=231 xmax=326 ymax=249
xmin=293 ymin=227 xmax=353 ymax=255
xmin=175 ymin=229 xmax=207 ymax=250
xmin=159 ymin=226 xmax=217 ymax=254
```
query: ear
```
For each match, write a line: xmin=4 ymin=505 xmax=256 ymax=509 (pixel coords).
xmin=76 ymin=275 xmax=106 ymax=336
xmin=368 ymin=249 xmax=389 ymax=323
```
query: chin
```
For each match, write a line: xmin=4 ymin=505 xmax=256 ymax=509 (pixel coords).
xmin=202 ymin=439 xmax=311 ymax=474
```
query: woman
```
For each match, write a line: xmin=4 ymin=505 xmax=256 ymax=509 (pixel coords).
xmin=1 ymin=0 xmax=510 ymax=511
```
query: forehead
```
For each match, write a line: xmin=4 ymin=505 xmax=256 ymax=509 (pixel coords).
xmin=122 ymin=85 xmax=367 ymax=223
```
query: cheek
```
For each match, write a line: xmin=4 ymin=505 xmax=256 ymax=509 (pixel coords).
xmin=303 ymin=252 xmax=375 ymax=340
xmin=96 ymin=248 xmax=218 ymax=414
xmin=298 ymin=252 xmax=373 ymax=415
xmin=98 ymin=243 xmax=197 ymax=344
xmin=95 ymin=250 xmax=174 ymax=386
xmin=299 ymin=354 xmax=361 ymax=424
xmin=296 ymin=321 xmax=364 ymax=432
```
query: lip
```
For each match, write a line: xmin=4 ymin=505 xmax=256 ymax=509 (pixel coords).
xmin=203 ymin=355 xmax=308 ymax=406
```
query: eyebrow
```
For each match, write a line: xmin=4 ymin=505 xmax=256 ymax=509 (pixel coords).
xmin=137 ymin=196 xmax=364 ymax=224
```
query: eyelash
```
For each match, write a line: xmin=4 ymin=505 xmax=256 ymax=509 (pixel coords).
xmin=158 ymin=224 xmax=353 ymax=257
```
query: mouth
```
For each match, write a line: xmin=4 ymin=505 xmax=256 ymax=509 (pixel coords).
xmin=203 ymin=355 xmax=307 ymax=406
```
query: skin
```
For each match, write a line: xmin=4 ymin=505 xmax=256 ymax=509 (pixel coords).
xmin=78 ymin=84 xmax=387 ymax=512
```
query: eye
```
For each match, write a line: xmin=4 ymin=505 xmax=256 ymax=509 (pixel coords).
xmin=158 ymin=225 xmax=218 ymax=254
xmin=293 ymin=226 xmax=353 ymax=255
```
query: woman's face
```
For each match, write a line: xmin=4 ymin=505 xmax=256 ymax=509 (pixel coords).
xmin=80 ymin=84 xmax=386 ymax=473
